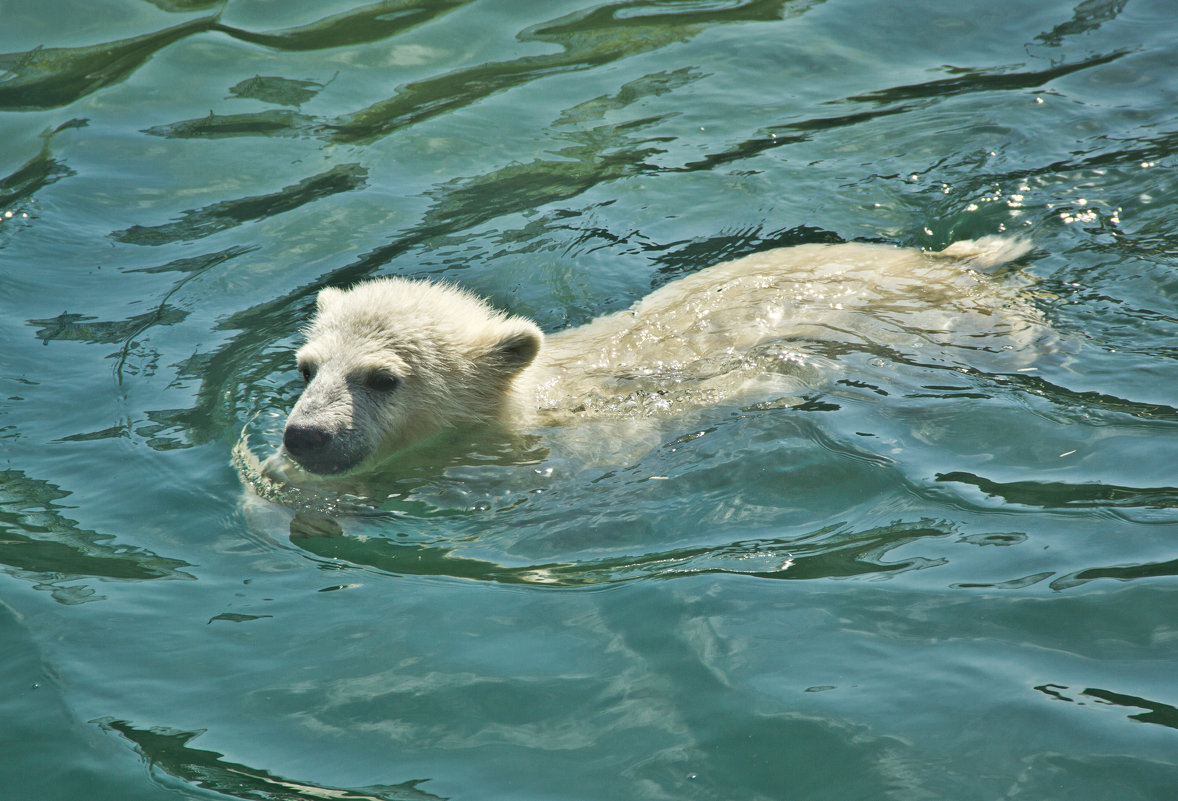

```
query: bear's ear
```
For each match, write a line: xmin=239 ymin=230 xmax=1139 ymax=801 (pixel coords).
xmin=316 ymin=286 xmax=345 ymax=313
xmin=487 ymin=318 xmax=542 ymax=376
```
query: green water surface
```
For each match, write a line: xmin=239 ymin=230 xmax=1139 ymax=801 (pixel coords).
xmin=2 ymin=1 xmax=1177 ymax=799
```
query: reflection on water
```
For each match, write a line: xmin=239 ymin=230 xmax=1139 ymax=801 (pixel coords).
xmin=95 ymin=718 xmax=445 ymax=801
xmin=0 ymin=470 xmax=191 ymax=604
xmin=284 ymin=514 xmax=950 ymax=587
xmin=1036 ymin=0 xmax=1129 ymax=45
xmin=1036 ymin=684 xmax=1178 ymax=731
xmin=325 ymin=0 xmax=814 ymax=144
xmin=213 ymin=0 xmax=474 ymax=53
xmin=130 ymin=0 xmax=814 ymax=146
xmin=937 ymin=470 xmax=1178 ymax=509
xmin=227 ymin=75 xmax=327 ymax=108
xmin=0 ymin=16 xmax=218 ymax=110
xmin=0 ymin=120 xmax=80 ymax=208
xmin=111 ymin=164 xmax=369 ymax=247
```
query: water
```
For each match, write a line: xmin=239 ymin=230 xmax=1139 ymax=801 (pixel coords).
xmin=2 ymin=0 xmax=1177 ymax=798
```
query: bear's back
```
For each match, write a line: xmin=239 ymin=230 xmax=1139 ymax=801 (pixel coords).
xmin=532 ymin=240 xmax=1046 ymax=421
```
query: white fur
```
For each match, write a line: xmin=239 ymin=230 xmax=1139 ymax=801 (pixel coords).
xmin=279 ymin=238 xmax=1043 ymax=474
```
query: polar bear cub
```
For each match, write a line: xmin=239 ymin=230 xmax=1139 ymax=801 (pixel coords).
xmin=281 ymin=237 xmax=1040 ymax=475
xmin=283 ymin=279 xmax=544 ymax=475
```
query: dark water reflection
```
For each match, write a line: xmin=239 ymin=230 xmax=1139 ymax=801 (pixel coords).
xmin=0 ymin=17 xmax=218 ymax=110
xmin=0 ymin=470 xmax=191 ymax=604
xmin=111 ymin=163 xmax=369 ymax=246
xmin=287 ymin=513 xmax=950 ymax=587
xmin=96 ymin=718 xmax=446 ymax=801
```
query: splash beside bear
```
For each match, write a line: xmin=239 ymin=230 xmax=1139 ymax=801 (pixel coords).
xmin=273 ymin=236 xmax=1045 ymax=477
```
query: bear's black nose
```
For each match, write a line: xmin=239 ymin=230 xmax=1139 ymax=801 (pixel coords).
xmin=283 ymin=425 xmax=327 ymax=459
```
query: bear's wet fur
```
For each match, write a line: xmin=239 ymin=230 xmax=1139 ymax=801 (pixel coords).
xmin=281 ymin=237 xmax=1040 ymax=475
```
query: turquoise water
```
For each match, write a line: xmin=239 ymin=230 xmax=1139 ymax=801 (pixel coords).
xmin=3 ymin=0 xmax=1178 ymax=798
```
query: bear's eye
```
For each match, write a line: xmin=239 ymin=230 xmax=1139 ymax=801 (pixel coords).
xmin=298 ymin=364 xmax=315 ymax=383
xmin=366 ymin=371 xmax=400 ymax=392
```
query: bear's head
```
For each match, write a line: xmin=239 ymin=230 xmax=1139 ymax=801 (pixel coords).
xmin=281 ymin=277 xmax=543 ymax=475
